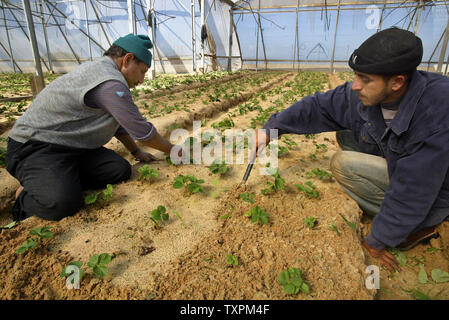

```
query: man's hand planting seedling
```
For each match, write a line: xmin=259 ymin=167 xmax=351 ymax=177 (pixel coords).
xmin=88 ymin=253 xmax=112 ymax=278
xmin=245 ymin=206 xmax=269 ymax=225
xmin=138 ymin=165 xmax=158 ymax=182
xmin=278 ymin=267 xmax=309 ymax=295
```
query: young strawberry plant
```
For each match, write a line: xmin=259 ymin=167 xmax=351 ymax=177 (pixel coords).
xmin=173 ymin=174 xmax=204 ymax=194
xmin=150 ymin=205 xmax=170 ymax=227
xmin=295 ymin=182 xmax=319 ymax=199
xmin=138 ymin=165 xmax=158 ymax=182
xmin=245 ymin=206 xmax=269 ymax=225
xmin=209 ymin=160 xmax=228 ymax=176
xmin=278 ymin=267 xmax=309 ymax=295
xmin=240 ymin=192 xmax=255 ymax=204
xmin=261 ymin=169 xmax=285 ymax=195
xmin=88 ymin=253 xmax=112 ymax=278
xmin=16 ymin=226 xmax=53 ymax=254
xmin=304 ymin=216 xmax=317 ymax=228
xmin=84 ymin=184 xmax=114 ymax=205
xmin=226 ymin=254 xmax=238 ymax=267
xmin=339 ymin=213 xmax=356 ymax=231
xmin=306 ymin=168 xmax=333 ymax=181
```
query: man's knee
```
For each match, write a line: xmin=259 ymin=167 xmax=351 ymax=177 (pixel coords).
xmin=111 ymin=158 xmax=131 ymax=183
xmin=32 ymin=188 xmax=83 ymax=221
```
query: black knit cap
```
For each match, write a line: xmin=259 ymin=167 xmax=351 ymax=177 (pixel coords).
xmin=348 ymin=27 xmax=423 ymax=75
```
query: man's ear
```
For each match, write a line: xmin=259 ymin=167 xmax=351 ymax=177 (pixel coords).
xmin=121 ymin=53 xmax=135 ymax=68
xmin=390 ymin=75 xmax=407 ymax=92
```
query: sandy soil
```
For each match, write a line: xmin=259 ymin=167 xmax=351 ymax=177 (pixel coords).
xmin=0 ymin=71 xmax=448 ymax=300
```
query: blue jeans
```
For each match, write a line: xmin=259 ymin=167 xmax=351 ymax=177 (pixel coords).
xmin=330 ymin=130 xmax=389 ymax=217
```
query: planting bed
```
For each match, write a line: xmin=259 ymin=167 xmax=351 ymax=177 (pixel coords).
xmin=0 ymin=70 xmax=449 ymax=300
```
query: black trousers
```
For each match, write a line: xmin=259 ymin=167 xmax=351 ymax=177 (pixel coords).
xmin=5 ymin=138 xmax=131 ymax=221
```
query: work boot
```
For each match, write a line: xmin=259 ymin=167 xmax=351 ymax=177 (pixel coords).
xmin=396 ymin=226 xmax=439 ymax=251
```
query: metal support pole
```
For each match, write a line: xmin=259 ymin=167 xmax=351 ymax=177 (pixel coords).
xmin=0 ymin=40 xmax=22 ymax=73
xmin=426 ymin=28 xmax=446 ymax=71
xmin=1 ymin=5 xmax=16 ymax=72
xmin=413 ymin=0 xmax=423 ymax=35
xmin=227 ymin=8 xmax=233 ymax=72
xmin=438 ymin=20 xmax=449 ymax=73
xmin=200 ymin=0 xmax=205 ymax=73
xmin=7 ymin=4 xmax=50 ymax=72
xmin=293 ymin=0 xmax=299 ymax=70
xmin=191 ymin=0 xmax=196 ymax=73
xmin=232 ymin=14 xmax=243 ymax=69
xmin=39 ymin=1 xmax=53 ymax=73
xmin=258 ymin=10 xmax=268 ymax=70
xmin=84 ymin=0 xmax=93 ymax=60
xmin=377 ymin=0 xmax=386 ymax=32
xmin=128 ymin=0 xmax=137 ymax=34
xmin=90 ymin=0 xmax=111 ymax=47
xmin=45 ymin=2 xmax=81 ymax=65
xmin=330 ymin=0 xmax=341 ymax=73
xmin=22 ymin=0 xmax=44 ymax=78
xmin=146 ymin=0 xmax=156 ymax=79
xmin=255 ymin=0 xmax=260 ymax=72
xmin=45 ymin=0 xmax=106 ymax=52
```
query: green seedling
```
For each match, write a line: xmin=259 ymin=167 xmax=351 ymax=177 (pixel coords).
xmin=209 ymin=160 xmax=228 ymax=175
xmin=306 ymin=168 xmax=333 ymax=181
xmin=261 ymin=169 xmax=285 ymax=195
xmin=219 ymin=204 xmax=234 ymax=220
xmin=84 ymin=192 xmax=99 ymax=205
xmin=240 ymin=193 xmax=255 ymax=204
xmin=278 ymin=268 xmax=309 ymax=295
xmin=309 ymin=153 xmax=317 ymax=160
xmin=431 ymin=269 xmax=449 ymax=283
xmin=150 ymin=205 xmax=169 ymax=226
xmin=418 ymin=264 xmax=429 ymax=284
xmin=173 ymin=210 xmax=185 ymax=229
xmin=88 ymin=253 xmax=112 ymax=278
xmin=245 ymin=206 xmax=269 ymax=225
xmin=1 ymin=221 xmax=18 ymax=229
xmin=16 ymin=226 xmax=53 ymax=254
xmin=60 ymin=261 xmax=85 ymax=283
xmin=315 ymin=143 xmax=328 ymax=152
xmin=30 ymin=226 xmax=53 ymax=239
xmin=387 ymin=248 xmax=407 ymax=267
xmin=425 ymin=246 xmax=444 ymax=254
xmin=226 ymin=254 xmax=238 ymax=267
xmin=339 ymin=213 xmax=356 ymax=231
xmin=102 ymin=184 xmax=114 ymax=202
xmin=16 ymin=238 xmax=38 ymax=254
xmin=138 ymin=165 xmax=158 ymax=182
xmin=295 ymin=182 xmax=319 ymax=199
xmin=173 ymin=174 xmax=205 ymax=194
xmin=328 ymin=221 xmax=341 ymax=236
xmin=401 ymin=287 xmax=430 ymax=300
xmin=304 ymin=216 xmax=317 ymax=228
xmin=304 ymin=134 xmax=316 ymax=139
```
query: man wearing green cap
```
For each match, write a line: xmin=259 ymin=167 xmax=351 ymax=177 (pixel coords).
xmin=5 ymin=34 xmax=180 ymax=222
xmin=252 ymin=27 xmax=449 ymax=272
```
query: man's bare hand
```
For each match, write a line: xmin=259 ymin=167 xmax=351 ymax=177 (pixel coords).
xmin=250 ymin=130 xmax=271 ymax=161
xmin=362 ymin=239 xmax=400 ymax=273
xmin=134 ymin=150 xmax=158 ymax=162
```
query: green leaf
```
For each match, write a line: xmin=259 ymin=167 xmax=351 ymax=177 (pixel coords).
xmin=412 ymin=289 xmax=430 ymax=300
xmin=93 ymin=265 xmax=109 ymax=278
xmin=418 ymin=264 xmax=429 ymax=284
xmin=240 ymin=193 xmax=255 ymax=204
xmin=283 ymin=284 xmax=296 ymax=295
xmin=16 ymin=238 xmax=38 ymax=254
xmin=85 ymin=192 xmax=99 ymax=205
xmin=339 ymin=213 xmax=356 ymax=231
xmin=88 ymin=254 xmax=100 ymax=268
xmin=1 ymin=221 xmax=18 ymax=229
xmin=98 ymin=253 xmax=112 ymax=265
xmin=30 ymin=226 xmax=53 ymax=239
xmin=388 ymin=248 xmax=407 ymax=267
xmin=431 ymin=269 xmax=449 ymax=283
xmin=60 ymin=261 xmax=84 ymax=280
xmin=173 ymin=180 xmax=184 ymax=189
xmin=278 ymin=270 xmax=289 ymax=285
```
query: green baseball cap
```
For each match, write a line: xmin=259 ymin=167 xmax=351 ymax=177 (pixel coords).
xmin=113 ymin=34 xmax=153 ymax=67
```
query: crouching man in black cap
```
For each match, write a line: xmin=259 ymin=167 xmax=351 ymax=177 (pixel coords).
xmin=252 ymin=27 xmax=449 ymax=272
xmin=6 ymin=34 xmax=182 ymax=222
